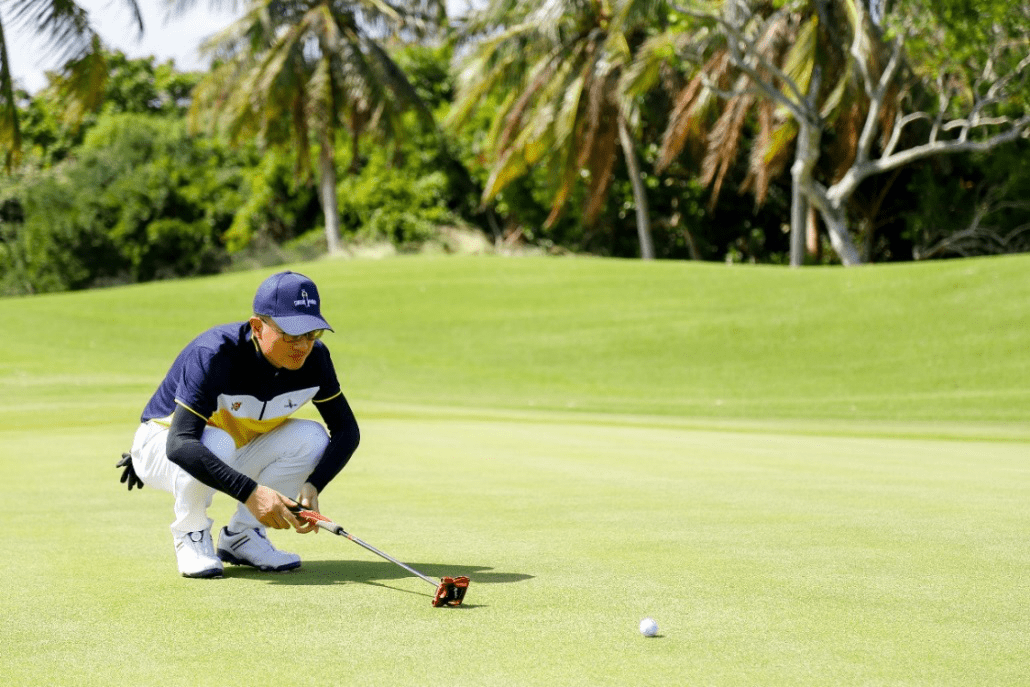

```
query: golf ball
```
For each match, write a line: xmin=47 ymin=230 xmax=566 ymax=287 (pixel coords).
xmin=639 ymin=617 xmax=659 ymax=637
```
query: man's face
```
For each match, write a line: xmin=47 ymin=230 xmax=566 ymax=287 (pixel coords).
xmin=250 ymin=316 xmax=321 ymax=370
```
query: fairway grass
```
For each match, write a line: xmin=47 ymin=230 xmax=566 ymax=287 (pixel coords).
xmin=2 ymin=255 xmax=1028 ymax=685
xmin=3 ymin=411 xmax=1027 ymax=686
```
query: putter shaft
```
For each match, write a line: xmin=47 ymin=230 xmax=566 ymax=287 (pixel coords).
xmin=292 ymin=506 xmax=439 ymax=587
xmin=323 ymin=522 xmax=440 ymax=588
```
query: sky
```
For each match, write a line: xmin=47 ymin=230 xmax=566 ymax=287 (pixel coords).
xmin=7 ymin=0 xmax=243 ymax=94
xmin=6 ymin=0 xmax=479 ymax=95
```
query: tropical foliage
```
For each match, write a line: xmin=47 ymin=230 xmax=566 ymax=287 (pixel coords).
xmin=0 ymin=0 xmax=146 ymax=168
xmin=642 ymin=0 xmax=1030 ymax=265
xmin=188 ymin=0 xmax=443 ymax=253
xmin=1 ymin=0 xmax=1029 ymax=293
xmin=0 ymin=112 xmax=243 ymax=293
xmin=449 ymin=0 xmax=663 ymax=258
xmin=0 ymin=50 xmax=480 ymax=295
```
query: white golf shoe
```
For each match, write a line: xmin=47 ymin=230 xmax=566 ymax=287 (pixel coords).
xmin=217 ymin=527 xmax=301 ymax=572
xmin=173 ymin=530 xmax=224 ymax=579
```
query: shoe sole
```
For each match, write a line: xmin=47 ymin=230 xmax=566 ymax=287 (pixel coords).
xmin=217 ymin=549 xmax=301 ymax=573
xmin=181 ymin=567 xmax=224 ymax=579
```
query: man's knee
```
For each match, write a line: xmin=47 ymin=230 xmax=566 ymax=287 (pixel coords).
xmin=201 ymin=427 xmax=237 ymax=462
xmin=292 ymin=420 xmax=329 ymax=459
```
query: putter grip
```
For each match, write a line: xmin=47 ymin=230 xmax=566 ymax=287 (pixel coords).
xmin=289 ymin=504 xmax=346 ymax=536
xmin=311 ymin=518 xmax=346 ymax=535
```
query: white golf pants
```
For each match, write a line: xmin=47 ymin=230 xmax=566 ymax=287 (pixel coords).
xmin=130 ymin=418 xmax=328 ymax=535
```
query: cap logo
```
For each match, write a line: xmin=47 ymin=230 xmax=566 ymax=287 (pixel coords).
xmin=294 ymin=289 xmax=318 ymax=308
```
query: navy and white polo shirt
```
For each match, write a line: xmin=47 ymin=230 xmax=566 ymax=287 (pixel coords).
xmin=141 ymin=322 xmax=343 ymax=447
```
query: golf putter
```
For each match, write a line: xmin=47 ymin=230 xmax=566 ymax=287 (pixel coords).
xmin=287 ymin=503 xmax=470 ymax=607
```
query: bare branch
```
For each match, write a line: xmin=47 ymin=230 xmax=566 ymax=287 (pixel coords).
xmin=854 ymin=19 xmax=1029 ymax=159
xmin=1004 ymin=223 xmax=1030 ymax=246
xmin=917 ymin=210 xmax=1030 ymax=260
xmin=899 ymin=116 xmax=1030 ymax=167
xmin=935 ymin=51 xmax=1030 ymax=144
xmin=929 ymin=74 xmax=949 ymax=144
xmin=832 ymin=113 xmax=1030 ymax=206
xmin=668 ymin=1 xmax=815 ymax=125
xmin=941 ymin=116 xmax=1018 ymax=132
xmin=882 ymin=111 xmax=930 ymax=157
xmin=849 ymin=0 xmax=875 ymax=100
xmin=982 ymin=47 xmax=1030 ymax=102
xmin=971 ymin=43 xmax=997 ymax=99
xmin=857 ymin=36 xmax=903 ymax=161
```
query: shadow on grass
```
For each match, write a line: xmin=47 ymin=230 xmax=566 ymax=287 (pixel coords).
xmin=223 ymin=558 xmax=533 ymax=602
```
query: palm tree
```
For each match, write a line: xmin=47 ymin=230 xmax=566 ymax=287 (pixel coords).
xmin=449 ymin=0 xmax=657 ymax=259
xmin=188 ymin=0 xmax=440 ymax=254
xmin=628 ymin=0 xmax=892 ymax=265
xmin=0 ymin=0 xmax=143 ymax=169
xmin=661 ymin=0 xmax=1030 ymax=266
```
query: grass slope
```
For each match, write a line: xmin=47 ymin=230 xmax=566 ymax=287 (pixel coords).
xmin=1 ymin=255 xmax=1028 ymax=686
xmin=3 ymin=254 xmax=1029 ymax=431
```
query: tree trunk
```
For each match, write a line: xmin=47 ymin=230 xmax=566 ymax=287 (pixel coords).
xmin=790 ymin=116 xmax=819 ymax=267
xmin=806 ymin=207 xmax=820 ymax=258
xmin=797 ymin=167 xmax=863 ymax=266
xmin=318 ymin=128 xmax=344 ymax=255
xmin=618 ymin=114 xmax=656 ymax=260
xmin=790 ymin=171 xmax=808 ymax=267
xmin=820 ymin=204 xmax=863 ymax=266
xmin=790 ymin=66 xmax=823 ymax=268
xmin=792 ymin=115 xmax=863 ymax=265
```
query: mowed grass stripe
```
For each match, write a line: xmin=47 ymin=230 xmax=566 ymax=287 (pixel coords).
xmin=1 ymin=254 xmax=1029 ymax=426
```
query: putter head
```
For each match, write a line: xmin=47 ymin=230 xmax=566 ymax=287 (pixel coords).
xmin=432 ymin=576 xmax=470 ymax=607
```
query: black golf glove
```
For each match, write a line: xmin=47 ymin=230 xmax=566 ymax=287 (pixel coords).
xmin=116 ymin=453 xmax=144 ymax=491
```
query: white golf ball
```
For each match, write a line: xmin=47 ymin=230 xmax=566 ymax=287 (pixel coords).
xmin=639 ymin=617 xmax=659 ymax=637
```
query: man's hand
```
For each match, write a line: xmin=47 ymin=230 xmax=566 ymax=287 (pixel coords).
xmin=116 ymin=453 xmax=144 ymax=491
xmin=245 ymin=485 xmax=303 ymax=530
xmin=293 ymin=482 xmax=320 ymax=534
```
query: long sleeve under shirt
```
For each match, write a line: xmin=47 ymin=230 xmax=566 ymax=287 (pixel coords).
xmin=141 ymin=322 xmax=360 ymax=503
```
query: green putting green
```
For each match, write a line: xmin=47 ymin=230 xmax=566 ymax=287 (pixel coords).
xmin=1 ymin=255 xmax=1027 ymax=685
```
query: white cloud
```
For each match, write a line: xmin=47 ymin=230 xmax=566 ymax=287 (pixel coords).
xmin=5 ymin=0 xmax=240 ymax=93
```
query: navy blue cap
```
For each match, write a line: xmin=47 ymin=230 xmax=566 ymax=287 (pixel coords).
xmin=253 ymin=271 xmax=333 ymax=335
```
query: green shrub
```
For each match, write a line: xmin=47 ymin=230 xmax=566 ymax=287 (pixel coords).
xmin=337 ymin=144 xmax=460 ymax=248
xmin=0 ymin=113 xmax=244 ymax=293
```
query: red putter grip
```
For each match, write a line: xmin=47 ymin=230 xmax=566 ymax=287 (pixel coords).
xmin=288 ymin=503 xmax=345 ymax=534
xmin=296 ymin=508 xmax=331 ymax=525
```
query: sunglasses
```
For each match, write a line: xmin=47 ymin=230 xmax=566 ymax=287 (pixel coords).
xmin=259 ymin=317 xmax=325 ymax=343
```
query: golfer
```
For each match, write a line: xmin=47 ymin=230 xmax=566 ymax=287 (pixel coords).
xmin=119 ymin=271 xmax=360 ymax=578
